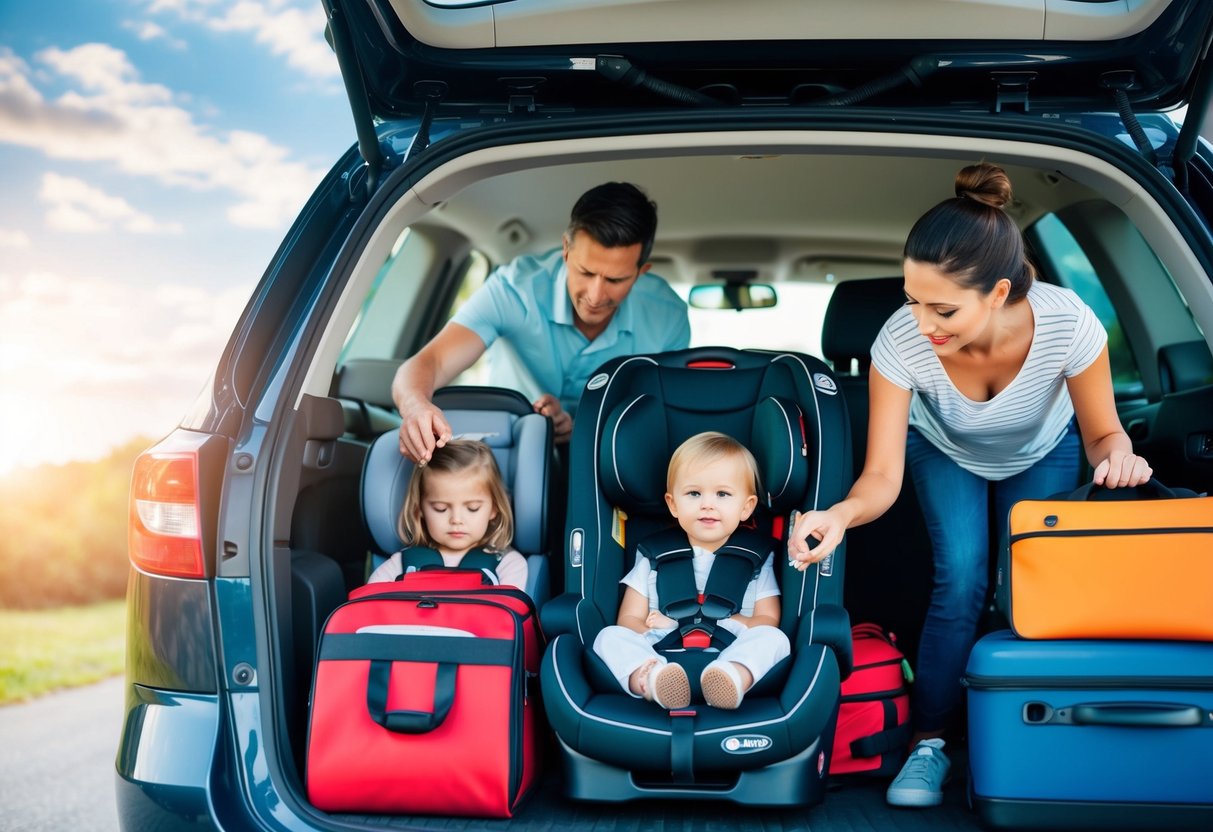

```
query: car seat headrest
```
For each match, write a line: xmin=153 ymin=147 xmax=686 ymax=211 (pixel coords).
xmin=599 ymin=394 xmax=670 ymax=516
xmin=821 ymin=277 xmax=905 ymax=373
xmin=750 ymin=396 xmax=810 ymax=512
xmin=598 ymin=393 xmax=810 ymax=516
xmin=362 ymin=409 xmax=548 ymax=556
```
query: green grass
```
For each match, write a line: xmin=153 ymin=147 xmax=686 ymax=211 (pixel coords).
xmin=0 ymin=600 xmax=126 ymax=704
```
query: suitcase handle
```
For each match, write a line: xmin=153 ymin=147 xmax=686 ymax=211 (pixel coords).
xmin=1071 ymin=701 xmax=1206 ymax=728
xmin=366 ymin=660 xmax=456 ymax=733
xmin=1068 ymin=478 xmax=1191 ymax=502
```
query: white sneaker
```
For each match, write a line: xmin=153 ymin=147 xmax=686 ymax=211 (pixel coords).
xmin=886 ymin=738 xmax=950 ymax=808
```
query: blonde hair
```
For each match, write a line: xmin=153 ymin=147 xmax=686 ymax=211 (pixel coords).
xmin=666 ymin=431 xmax=761 ymax=497
xmin=398 ymin=439 xmax=514 ymax=552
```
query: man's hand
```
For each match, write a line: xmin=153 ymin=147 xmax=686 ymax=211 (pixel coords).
xmin=532 ymin=393 xmax=573 ymax=443
xmin=397 ymin=398 xmax=453 ymax=464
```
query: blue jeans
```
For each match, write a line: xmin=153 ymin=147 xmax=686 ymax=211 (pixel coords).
xmin=905 ymin=421 xmax=1081 ymax=733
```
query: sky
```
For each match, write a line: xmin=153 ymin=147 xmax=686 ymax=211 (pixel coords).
xmin=0 ymin=0 xmax=353 ymax=475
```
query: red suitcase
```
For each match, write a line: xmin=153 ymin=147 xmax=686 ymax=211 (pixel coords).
xmin=306 ymin=584 xmax=542 ymax=817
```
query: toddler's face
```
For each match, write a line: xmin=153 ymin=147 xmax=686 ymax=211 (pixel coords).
xmin=664 ymin=454 xmax=758 ymax=551
xmin=419 ymin=470 xmax=497 ymax=557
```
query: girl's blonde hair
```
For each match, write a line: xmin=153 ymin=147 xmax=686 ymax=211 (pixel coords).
xmin=666 ymin=431 xmax=761 ymax=497
xmin=398 ymin=439 xmax=514 ymax=552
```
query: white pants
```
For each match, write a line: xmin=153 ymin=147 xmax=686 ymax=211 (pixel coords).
xmin=592 ymin=624 xmax=791 ymax=697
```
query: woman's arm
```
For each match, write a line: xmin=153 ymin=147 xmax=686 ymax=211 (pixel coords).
xmin=1066 ymin=346 xmax=1152 ymax=487
xmin=789 ymin=369 xmax=912 ymax=565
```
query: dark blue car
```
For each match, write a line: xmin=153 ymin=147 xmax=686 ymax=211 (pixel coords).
xmin=118 ymin=1 xmax=1213 ymax=829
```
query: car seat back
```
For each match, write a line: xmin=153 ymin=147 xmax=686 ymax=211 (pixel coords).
xmin=361 ymin=386 xmax=552 ymax=602
xmin=563 ymin=348 xmax=851 ymax=640
xmin=821 ymin=279 xmax=933 ymax=659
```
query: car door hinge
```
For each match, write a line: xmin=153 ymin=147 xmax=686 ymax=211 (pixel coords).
xmin=990 ymin=71 xmax=1035 ymax=113
xmin=1101 ymin=70 xmax=1160 ymax=168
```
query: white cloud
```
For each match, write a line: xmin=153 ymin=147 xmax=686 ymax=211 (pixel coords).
xmin=0 ymin=269 xmax=252 ymax=473
xmin=0 ymin=229 xmax=31 ymax=247
xmin=123 ymin=20 xmax=188 ymax=50
xmin=146 ymin=0 xmax=339 ymax=81
xmin=40 ymin=172 xmax=183 ymax=234
xmin=0 ymin=44 xmax=328 ymax=229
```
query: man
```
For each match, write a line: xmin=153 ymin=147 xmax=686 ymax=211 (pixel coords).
xmin=393 ymin=181 xmax=691 ymax=463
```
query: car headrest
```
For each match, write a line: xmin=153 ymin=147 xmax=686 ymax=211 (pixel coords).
xmin=821 ymin=277 xmax=905 ymax=373
xmin=361 ymin=408 xmax=549 ymax=556
xmin=599 ymin=394 xmax=810 ymax=516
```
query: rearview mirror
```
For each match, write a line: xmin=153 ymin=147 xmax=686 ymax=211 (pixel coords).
xmin=688 ymin=283 xmax=778 ymax=311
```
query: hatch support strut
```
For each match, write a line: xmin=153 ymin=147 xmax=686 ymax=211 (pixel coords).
xmin=324 ymin=0 xmax=383 ymax=200
xmin=1173 ymin=44 xmax=1213 ymax=193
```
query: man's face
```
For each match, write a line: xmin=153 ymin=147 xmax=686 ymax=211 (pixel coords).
xmin=563 ymin=232 xmax=651 ymax=338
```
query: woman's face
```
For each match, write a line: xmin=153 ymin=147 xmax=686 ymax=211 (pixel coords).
xmin=901 ymin=259 xmax=1007 ymax=354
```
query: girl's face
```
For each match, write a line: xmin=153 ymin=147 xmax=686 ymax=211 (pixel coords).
xmin=902 ymin=259 xmax=1008 ymax=355
xmin=664 ymin=454 xmax=758 ymax=552
xmin=418 ymin=469 xmax=498 ymax=557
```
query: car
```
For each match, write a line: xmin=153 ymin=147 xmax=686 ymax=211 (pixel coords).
xmin=117 ymin=0 xmax=1213 ymax=829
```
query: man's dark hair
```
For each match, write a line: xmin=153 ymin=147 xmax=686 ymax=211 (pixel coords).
xmin=567 ymin=182 xmax=658 ymax=267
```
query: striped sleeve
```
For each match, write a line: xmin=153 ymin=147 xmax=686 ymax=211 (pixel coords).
xmin=870 ymin=312 xmax=915 ymax=390
xmin=1064 ymin=299 xmax=1108 ymax=378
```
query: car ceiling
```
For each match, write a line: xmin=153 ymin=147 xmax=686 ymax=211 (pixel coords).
xmin=422 ymin=152 xmax=1103 ymax=284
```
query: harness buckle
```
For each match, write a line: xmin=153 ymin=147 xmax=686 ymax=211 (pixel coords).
xmin=682 ymin=628 xmax=711 ymax=649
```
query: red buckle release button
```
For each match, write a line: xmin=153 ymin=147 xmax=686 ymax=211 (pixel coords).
xmin=682 ymin=630 xmax=711 ymax=649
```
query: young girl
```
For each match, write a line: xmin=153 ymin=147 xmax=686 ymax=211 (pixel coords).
xmin=789 ymin=163 xmax=1152 ymax=807
xmin=367 ymin=439 xmax=528 ymax=594
xmin=593 ymin=432 xmax=790 ymax=711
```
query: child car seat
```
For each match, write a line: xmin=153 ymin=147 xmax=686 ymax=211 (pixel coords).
xmin=540 ymin=347 xmax=854 ymax=806
xmin=360 ymin=386 xmax=553 ymax=603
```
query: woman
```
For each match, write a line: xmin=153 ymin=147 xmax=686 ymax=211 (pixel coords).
xmin=789 ymin=162 xmax=1152 ymax=807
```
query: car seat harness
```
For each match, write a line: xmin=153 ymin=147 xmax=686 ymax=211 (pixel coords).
xmin=639 ymin=527 xmax=771 ymax=650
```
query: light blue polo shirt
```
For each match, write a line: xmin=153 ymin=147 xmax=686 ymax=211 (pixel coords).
xmin=452 ymin=247 xmax=690 ymax=417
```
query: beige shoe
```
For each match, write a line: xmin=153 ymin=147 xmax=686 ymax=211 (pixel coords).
xmin=700 ymin=660 xmax=745 ymax=709
xmin=645 ymin=661 xmax=691 ymax=709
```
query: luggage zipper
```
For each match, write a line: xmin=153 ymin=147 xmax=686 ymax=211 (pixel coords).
xmin=1010 ymin=525 xmax=1213 ymax=543
xmin=964 ymin=673 xmax=1213 ymax=690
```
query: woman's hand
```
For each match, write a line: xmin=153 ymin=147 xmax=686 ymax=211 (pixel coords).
xmin=1092 ymin=450 xmax=1153 ymax=489
xmin=787 ymin=507 xmax=847 ymax=571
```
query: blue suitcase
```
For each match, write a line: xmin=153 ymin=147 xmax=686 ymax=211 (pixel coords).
xmin=965 ymin=630 xmax=1213 ymax=830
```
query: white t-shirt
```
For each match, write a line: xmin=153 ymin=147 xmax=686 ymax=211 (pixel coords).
xmin=870 ymin=281 xmax=1106 ymax=480
xmin=368 ymin=548 xmax=529 ymax=594
xmin=620 ymin=545 xmax=780 ymax=619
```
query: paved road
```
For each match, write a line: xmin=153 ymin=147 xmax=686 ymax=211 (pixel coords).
xmin=0 ymin=676 xmax=123 ymax=832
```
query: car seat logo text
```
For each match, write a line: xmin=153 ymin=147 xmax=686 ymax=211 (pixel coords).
xmin=721 ymin=734 xmax=772 ymax=754
xmin=812 ymin=373 xmax=838 ymax=395
xmin=586 ymin=372 xmax=610 ymax=390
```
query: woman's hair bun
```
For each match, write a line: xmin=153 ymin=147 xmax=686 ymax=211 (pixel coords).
xmin=955 ymin=162 xmax=1012 ymax=209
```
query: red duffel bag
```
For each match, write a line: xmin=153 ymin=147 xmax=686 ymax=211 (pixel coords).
xmin=306 ymin=583 xmax=543 ymax=817
xmin=829 ymin=623 xmax=912 ymax=777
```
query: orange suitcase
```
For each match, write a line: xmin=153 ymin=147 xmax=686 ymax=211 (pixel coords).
xmin=1004 ymin=480 xmax=1213 ymax=641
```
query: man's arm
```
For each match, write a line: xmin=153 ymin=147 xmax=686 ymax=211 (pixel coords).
xmin=391 ymin=322 xmax=487 ymax=463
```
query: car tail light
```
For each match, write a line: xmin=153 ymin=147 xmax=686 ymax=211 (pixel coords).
xmin=129 ymin=451 xmax=205 ymax=578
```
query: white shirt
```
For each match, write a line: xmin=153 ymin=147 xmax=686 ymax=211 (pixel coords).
xmin=870 ymin=281 xmax=1105 ymax=480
